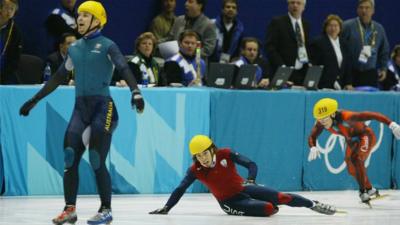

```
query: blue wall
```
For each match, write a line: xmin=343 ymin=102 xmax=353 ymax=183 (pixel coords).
xmin=16 ymin=0 xmax=400 ymax=59
xmin=1 ymin=87 xmax=400 ymax=195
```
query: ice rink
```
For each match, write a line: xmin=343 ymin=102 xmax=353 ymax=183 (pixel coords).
xmin=1 ymin=190 xmax=399 ymax=225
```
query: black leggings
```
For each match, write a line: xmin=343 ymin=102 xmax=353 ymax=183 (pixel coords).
xmin=219 ymin=185 xmax=314 ymax=217
xmin=63 ymin=96 xmax=118 ymax=209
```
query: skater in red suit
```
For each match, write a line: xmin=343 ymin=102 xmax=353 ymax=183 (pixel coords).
xmin=150 ymin=135 xmax=337 ymax=217
xmin=308 ymin=98 xmax=400 ymax=203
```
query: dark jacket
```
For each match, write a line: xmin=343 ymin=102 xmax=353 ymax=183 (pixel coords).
xmin=210 ymin=15 xmax=244 ymax=62
xmin=0 ymin=19 xmax=22 ymax=84
xmin=265 ymin=15 xmax=310 ymax=74
xmin=309 ymin=34 xmax=352 ymax=89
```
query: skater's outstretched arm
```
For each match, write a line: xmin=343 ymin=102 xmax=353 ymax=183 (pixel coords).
xmin=19 ymin=60 xmax=70 ymax=116
xmin=342 ymin=111 xmax=392 ymax=125
xmin=230 ymin=151 xmax=257 ymax=182
xmin=149 ymin=168 xmax=196 ymax=214
xmin=342 ymin=111 xmax=400 ymax=139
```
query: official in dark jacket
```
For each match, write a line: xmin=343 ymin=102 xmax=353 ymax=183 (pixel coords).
xmin=309 ymin=15 xmax=353 ymax=90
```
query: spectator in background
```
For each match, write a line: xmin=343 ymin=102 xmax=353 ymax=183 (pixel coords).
xmin=46 ymin=32 xmax=76 ymax=85
xmin=309 ymin=15 xmax=353 ymax=90
xmin=342 ymin=0 xmax=389 ymax=90
xmin=265 ymin=0 xmax=310 ymax=86
xmin=380 ymin=45 xmax=400 ymax=90
xmin=167 ymin=0 xmax=216 ymax=58
xmin=211 ymin=0 xmax=244 ymax=63
xmin=0 ymin=0 xmax=22 ymax=85
xmin=150 ymin=0 xmax=176 ymax=41
xmin=232 ymin=37 xmax=270 ymax=88
xmin=45 ymin=0 xmax=78 ymax=51
xmin=164 ymin=30 xmax=206 ymax=86
xmin=115 ymin=32 xmax=164 ymax=87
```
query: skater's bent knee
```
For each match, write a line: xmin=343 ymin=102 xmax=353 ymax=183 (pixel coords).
xmin=277 ymin=193 xmax=292 ymax=204
xmin=265 ymin=203 xmax=279 ymax=216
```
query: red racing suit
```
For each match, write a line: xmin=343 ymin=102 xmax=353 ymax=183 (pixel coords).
xmin=308 ymin=110 xmax=392 ymax=190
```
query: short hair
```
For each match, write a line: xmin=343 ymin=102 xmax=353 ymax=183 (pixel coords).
xmin=391 ymin=45 xmax=400 ymax=60
xmin=135 ymin=32 xmax=157 ymax=53
xmin=240 ymin=37 xmax=260 ymax=51
xmin=223 ymin=0 xmax=237 ymax=7
xmin=322 ymin=14 xmax=343 ymax=35
xmin=179 ymin=30 xmax=201 ymax=43
xmin=195 ymin=0 xmax=207 ymax=12
xmin=358 ymin=0 xmax=374 ymax=7
xmin=57 ymin=32 xmax=76 ymax=46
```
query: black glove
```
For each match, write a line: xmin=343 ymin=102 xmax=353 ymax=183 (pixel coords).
xmin=149 ymin=206 xmax=169 ymax=215
xmin=131 ymin=89 xmax=145 ymax=113
xmin=19 ymin=98 xmax=38 ymax=116
xmin=242 ymin=179 xmax=256 ymax=186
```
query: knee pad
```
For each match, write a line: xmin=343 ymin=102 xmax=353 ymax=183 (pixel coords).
xmin=277 ymin=193 xmax=292 ymax=204
xmin=89 ymin=149 xmax=101 ymax=170
xmin=64 ymin=147 xmax=75 ymax=169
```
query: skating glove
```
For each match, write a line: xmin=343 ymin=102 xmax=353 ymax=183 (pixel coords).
xmin=389 ymin=122 xmax=400 ymax=139
xmin=308 ymin=146 xmax=321 ymax=162
xmin=149 ymin=206 xmax=169 ymax=215
xmin=19 ymin=97 xmax=39 ymax=116
xmin=131 ymin=89 xmax=145 ymax=114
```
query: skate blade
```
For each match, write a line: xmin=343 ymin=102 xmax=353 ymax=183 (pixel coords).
xmin=87 ymin=221 xmax=112 ymax=225
xmin=53 ymin=220 xmax=77 ymax=225
xmin=335 ymin=209 xmax=348 ymax=214
xmin=370 ymin=193 xmax=389 ymax=201
xmin=362 ymin=201 xmax=372 ymax=209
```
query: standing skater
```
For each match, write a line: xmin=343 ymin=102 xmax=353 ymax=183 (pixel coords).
xmin=308 ymin=98 xmax=400 ymax=204
xmin=150 ymin=135 xmax=337 ymax=217
xmin=19 ymin=1 xmax=145 ymax=224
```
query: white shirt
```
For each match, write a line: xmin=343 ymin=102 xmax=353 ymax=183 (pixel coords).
xmin=328 ymin=36 xmax=343 ymax=68
xmin=224 ymin=22 xmax=233 ymax=32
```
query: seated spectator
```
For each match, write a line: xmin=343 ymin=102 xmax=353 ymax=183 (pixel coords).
xmin=380 ymin=45 xmax=400 ymax=90
xmin=45 ymin=0 xmax=78 ymax=52
xmin=211 ymin=0 xmax=244 ymax=63
xmin=115 ymin=32 xmax=164 ymax=87
xmin=166 ymin=0 xmax=216 ymax=58
xmin=46 ymin=32 xmax=76 ymax=85
xmin=150 ymin=0 xmax=176 ymax=41
xmin=0 ymin=0 xmax=22 ymax=85
xmin=309 ymin=15 xmax=353 ymax=90
xmin=232 ymin=37 xmax=269 ymax=88
xmin=164 ymin=30 xmax=206 ymax=86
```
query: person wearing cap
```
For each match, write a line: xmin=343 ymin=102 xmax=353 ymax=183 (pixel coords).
xmin=150 ymin=135 xmax=337 ymax=217
xmin=19 ymin=1 xmax=145 ymax=224
xmin=308 ymin=98 xmax=400 ymax=204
